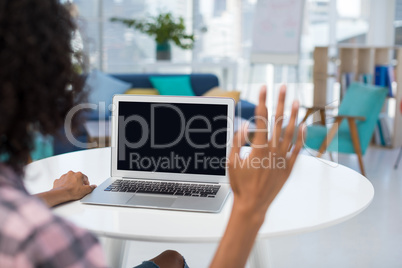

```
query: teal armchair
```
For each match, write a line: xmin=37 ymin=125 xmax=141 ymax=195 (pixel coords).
xmin=31 ymin=133 xmax=53 ymax=162
xmin=0 ymin=133 xmax=53 ymax=163
xmin=302 ymin=83 xmax=388 ymax=176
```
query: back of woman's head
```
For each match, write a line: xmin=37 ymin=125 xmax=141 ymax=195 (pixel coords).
xmin=0 ymin=0 xmax=85 ymax=173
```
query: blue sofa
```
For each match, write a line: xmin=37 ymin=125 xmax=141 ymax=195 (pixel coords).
xmin=109 ymin=73 xmax=256 ymax=120
xmin=53 ymin=73 xmax=256 ymax=155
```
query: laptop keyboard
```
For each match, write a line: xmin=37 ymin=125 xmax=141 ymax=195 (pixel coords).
xmin=104 ymin=180 xmax=221 ymax=198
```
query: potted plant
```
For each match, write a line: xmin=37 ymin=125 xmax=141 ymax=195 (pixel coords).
xmin=110 ymin=13 xmax=194 ymax=60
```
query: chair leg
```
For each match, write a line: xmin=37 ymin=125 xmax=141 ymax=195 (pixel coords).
xmin=317 ymin=117 xmax=343 ymax=158
xmin=347 ymin=119 xmax=366 ymax=176
xmin=300 ymin=108 xmax=313 ymax=126
xmin=319 ymin=109 xmax=326 ymax=125
xmin=355 ymin=151 xmax=366 ymax=177
xmin=394 ymin=147 xmax=402 ymax=169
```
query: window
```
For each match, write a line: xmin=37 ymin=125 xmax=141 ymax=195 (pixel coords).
xmin=70 ymin=0 xmax=192 ymax=72
xmin=66 ymin=0 xmax=372 ymax=104
xmin=336 ymin=0 xmax=369 ymax=45
xmin=193 ymin=0 xmax=244 ymax=61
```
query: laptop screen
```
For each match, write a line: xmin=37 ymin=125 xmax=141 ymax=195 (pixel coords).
xmin=117 ymin=101 xmax=228 ymax=176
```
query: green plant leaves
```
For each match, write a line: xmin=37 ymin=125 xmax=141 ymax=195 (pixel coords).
xmin=110 ymin=12 xmax=194 ymax=49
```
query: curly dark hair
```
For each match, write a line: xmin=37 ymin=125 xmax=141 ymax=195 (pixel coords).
xmin=0 ymin=0 xmax=86 ymax=174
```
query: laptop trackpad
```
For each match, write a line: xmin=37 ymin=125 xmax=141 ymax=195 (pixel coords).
xmin=126 ymin=195 xmax=177 ymax=207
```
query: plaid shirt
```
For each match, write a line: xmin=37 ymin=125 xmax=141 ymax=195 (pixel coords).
xmin=0 ymin=164 xmax=107 ymax=268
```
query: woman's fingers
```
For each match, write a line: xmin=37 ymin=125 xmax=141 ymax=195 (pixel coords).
xmin=252 ymin=86 xmax=269 ymax=148
xmin=280 ymin=100 xmax=299 ymax=153
xmin=82 ymin=174 xmax=90 ymax=185
xmin=229 ymin=124 xmax=248 ymax=192
xmin=271 ymin=85 xmax=286 ymax=148
xmin=229 ymin=124 xmax=248 ymax=164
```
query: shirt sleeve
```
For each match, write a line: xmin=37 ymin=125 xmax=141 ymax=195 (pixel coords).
xmin=22 ymin=215 xmax=108 ymax=268
xmin=1 ymin=187 xmax=108 ymax=268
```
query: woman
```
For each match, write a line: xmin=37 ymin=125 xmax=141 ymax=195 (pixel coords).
xmin=0 ymin=0 xmax=303 ymax=267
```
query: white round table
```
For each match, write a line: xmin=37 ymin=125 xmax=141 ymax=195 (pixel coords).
xmin=24 ymin=147 xmax=374 ymax=267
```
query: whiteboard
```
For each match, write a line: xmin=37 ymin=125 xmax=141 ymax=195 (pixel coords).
xmin=251 ymin=0 xmax=305 ymax=65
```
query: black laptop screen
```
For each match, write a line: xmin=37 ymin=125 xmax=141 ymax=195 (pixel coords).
xmin=117 ymin=101 xmax=228 ymax=175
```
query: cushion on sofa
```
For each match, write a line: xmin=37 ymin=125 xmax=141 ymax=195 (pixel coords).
xmin=203 ymin=87 xmax=241 ymax=104
xmin=109 ymin=73 xmax=219 ymax=96
xmin=86 ymin=70 xmax=132 ymax=119
xmin=125 ymin=88 xmax=159 ymax=95
xmin=149 ymin=75 xmax=195 ymax=96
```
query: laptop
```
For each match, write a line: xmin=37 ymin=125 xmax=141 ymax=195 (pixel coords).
xmin=81 ymin=94 xmax=234 ymax=213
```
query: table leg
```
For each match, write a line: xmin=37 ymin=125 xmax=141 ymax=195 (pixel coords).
xmin=99 ymin=237 xmax=127 ymax=268
xmin=394 ymin=147 xmax=402 ymax=169
xmin=248 ymin=239 xmax=272 ymax=268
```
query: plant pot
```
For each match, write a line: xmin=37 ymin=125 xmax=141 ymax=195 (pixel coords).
xmin=156 ymin=42 xmax=171 ymax=60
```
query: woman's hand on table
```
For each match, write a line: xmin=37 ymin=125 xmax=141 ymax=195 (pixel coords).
xmin=35 ymin=171 xmax=96 ymax=207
